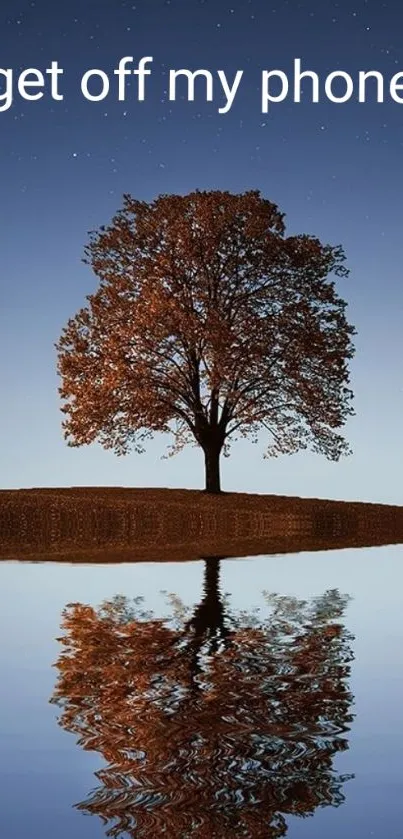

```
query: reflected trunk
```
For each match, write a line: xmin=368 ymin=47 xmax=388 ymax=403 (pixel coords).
xmin=185 ymin=556 xmax=231 ymax=684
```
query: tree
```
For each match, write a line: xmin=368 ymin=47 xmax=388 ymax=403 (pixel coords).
xmin=56 ymin=190 xmax=355 ymax=492
xmin=51 ymin=563 xmax=355 ymax=837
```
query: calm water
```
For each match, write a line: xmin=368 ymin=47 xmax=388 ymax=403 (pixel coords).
xmin=1 ymin=546 xmax=403 ymax=838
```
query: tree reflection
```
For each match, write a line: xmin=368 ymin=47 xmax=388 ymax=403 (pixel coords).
xmin=50 ymin=558 xmax=355 ymax=838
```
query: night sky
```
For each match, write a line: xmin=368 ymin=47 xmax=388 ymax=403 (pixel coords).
xmin=1 ymin=0 xmax=402 ymax=502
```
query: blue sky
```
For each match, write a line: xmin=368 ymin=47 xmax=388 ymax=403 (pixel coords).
xmin=1 ymin=0 xmax=402 ymax=503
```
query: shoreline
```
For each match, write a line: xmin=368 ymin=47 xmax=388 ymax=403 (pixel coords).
xmin=1 ymin=486 xmax=403 ymax=562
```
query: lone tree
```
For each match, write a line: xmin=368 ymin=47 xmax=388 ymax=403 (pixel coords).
xmin=56 ymin=190 xmax=355 ymax=492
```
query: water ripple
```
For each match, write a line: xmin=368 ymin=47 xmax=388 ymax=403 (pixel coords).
xmin=51 ymin=558 xmax=355 ymax=837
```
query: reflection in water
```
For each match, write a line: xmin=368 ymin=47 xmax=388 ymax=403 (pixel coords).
xmin=50 ymin=558 xmax=355 ymax=838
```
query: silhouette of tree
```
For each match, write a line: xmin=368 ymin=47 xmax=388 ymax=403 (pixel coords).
xmin=174 ymin=557 xmax=233 ymax=687
xmin=56 ymin=190 xmax=355 ymax=492
xmin=51 ymin=559 xmax=354 ymax=837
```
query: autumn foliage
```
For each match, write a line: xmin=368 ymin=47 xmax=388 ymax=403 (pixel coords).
xmin=56 ymin=190 xmax=355 ymax=491
xmin=51 ymin=560 xmax=354 ymax=837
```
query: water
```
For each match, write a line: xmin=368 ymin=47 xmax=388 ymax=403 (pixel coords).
xmin=1 ymin=545 xmax=403 ymax=837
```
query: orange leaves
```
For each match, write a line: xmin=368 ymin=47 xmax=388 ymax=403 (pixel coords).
xmin=50 ymin=581 xmax=354 ymax=838
xmin=56 ymin=190 xmax=355 ymax=482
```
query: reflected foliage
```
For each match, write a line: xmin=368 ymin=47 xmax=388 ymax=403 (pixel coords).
xmin=51 ymin=558 xmax=355 ymax=838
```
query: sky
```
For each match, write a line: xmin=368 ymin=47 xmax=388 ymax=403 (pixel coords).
xmin=1 ymin=0 xmax=402 ymax=503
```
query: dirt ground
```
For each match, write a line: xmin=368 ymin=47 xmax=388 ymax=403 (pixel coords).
xmin=1 ymin=486 xmax=403 ymax=562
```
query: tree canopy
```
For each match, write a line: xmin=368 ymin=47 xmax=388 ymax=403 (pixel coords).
xmin=56 ymin=190 xmax=355 ymax=491
xmin=51 ymin=561 xmax=355 ymax=838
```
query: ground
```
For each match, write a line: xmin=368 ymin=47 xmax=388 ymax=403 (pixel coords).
xmin=1 ymin=487 xmax=402 ymax=562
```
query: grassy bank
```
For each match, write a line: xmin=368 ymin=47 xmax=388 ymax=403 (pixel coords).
xmin=1 ymin=486 xmax=403 ymax=562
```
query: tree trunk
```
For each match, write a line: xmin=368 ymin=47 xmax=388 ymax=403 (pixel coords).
xmin=203 ymin=444 xmax=221 ymax=493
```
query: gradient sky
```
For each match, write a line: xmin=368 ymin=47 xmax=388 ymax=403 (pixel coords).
xmin=1 ymin=0 xmax=402 ymax=502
